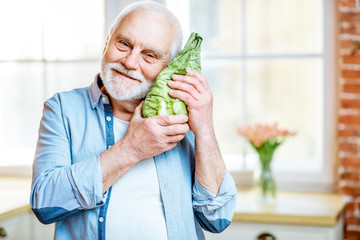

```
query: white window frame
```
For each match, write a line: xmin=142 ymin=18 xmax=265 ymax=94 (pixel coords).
xmin=1 ymin=0 xmax=337 ymax=190
xmin=0 ymin=0 xmax=105 ymax=175
xmin=276 ymin=0 xmax=337 ymax=192
xmin=166 ymin=0 xmax=338 ymax=191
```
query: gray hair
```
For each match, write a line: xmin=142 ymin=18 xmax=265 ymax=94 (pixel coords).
xmin=105 ymin=1 xmax=183 ymax=62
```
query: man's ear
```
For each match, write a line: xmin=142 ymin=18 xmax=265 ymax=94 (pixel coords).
xmin=102 ymin=34 xmax=110 ymax=55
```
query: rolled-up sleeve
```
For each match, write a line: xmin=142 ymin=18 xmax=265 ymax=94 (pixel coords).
xmin=30 ymin=94 xmax=106 ymax=224
xmin=192 ymin=170 xmax=237 ymax=233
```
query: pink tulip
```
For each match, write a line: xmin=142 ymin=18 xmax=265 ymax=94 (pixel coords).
xmin=237 ymin=122 xmax=296 ymax=147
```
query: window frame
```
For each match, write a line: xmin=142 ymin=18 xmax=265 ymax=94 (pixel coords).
xmin=166 ymin=0 xmax=338 ymax=191
xmin=0 ymin=0 xmax=105 ymax=175
xmin=0 ymin=0 xmax=338 ymax=191
xmin=273 ymin=0 xmax=338 ymax=192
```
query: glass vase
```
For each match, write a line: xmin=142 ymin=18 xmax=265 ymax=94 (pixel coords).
xmin=258 ymin=153 xmax=276 ymax=204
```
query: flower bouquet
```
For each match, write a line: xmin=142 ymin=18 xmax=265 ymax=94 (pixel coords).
xmin=237 ymin=123 xmax=296 ymax=204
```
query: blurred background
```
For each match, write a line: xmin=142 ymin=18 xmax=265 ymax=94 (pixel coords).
xmin=0 ymin=0 xmax=334 ymax=190
xmin=3 ymin=0 xmax=357 ymax=239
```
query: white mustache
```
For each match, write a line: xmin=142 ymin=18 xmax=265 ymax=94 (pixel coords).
xmin=106 ymin=62 xmax=147 ymax=83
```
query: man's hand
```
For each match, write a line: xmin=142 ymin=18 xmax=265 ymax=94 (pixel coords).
xmin=100 ymin=102 xmax=189 ymax=193
xmin=168 ymin=70 xmax=214 ymax=138
xmin=123 ymin=102 xmax=190 ymax=161
xmin=168 ymin=70 xmax=226 ymax=195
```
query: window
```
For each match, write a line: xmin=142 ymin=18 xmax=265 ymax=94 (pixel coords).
xmin=167 ymin=0 xmax=337 ymax=191
xmin=1 ymin=0 xmax=336 ymax=192
xmin=0 ymin=0 xmax=104 ymax=167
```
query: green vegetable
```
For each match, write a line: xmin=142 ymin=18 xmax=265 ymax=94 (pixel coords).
xmin=142 ymin=32 xmax=202 ymax=118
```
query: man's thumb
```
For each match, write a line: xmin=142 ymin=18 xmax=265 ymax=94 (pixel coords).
xmin=133 ymin=101 xmax=144 ymax=119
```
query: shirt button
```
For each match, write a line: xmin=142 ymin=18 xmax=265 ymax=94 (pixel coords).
xmin=102 ymin=96 xmax=107 ymax=102
xmin=106 ymin=116 xmax=111 ymax=121
xmin=99 ymin=217 xmax=104 ymax=223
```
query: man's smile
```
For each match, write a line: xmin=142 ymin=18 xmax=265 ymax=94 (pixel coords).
xmin=112 ymin=68 xmax=141 ymax=82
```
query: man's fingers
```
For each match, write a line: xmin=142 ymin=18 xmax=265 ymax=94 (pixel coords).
xmin=167 ymin=134 xmax=187 ymax=143
xmin=168 ymin=90 xmax=195 ymax=107
xmin=154 ymin=114 xmax=188 ymax=126
xmin=163 ymin=123 xmax=190 ymax=136
xmin=171 ymin=70 xmax=209 ymax=90
xmin=168 ymin=80 xmax=201 ymax=100
xmin=187 ymin=69 xmax=208 ymax=86
xmin=171 ymin=74 xmax=203 ymax=93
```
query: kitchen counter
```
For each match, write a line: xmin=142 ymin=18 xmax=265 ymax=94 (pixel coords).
xmin=0 ymin=177 xmax=346 ymax=227
xmin=0 ymin=177 xmax=32 ymax=221
xmin=0 ymin=177 xmax=54 ymax=239
xmin=234 ymin=188 xmax=346 ymax=226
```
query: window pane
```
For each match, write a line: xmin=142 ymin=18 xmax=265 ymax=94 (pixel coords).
xmin=202 ymin=59 xmax=243 ymax=155
xmin=0 ymin=63 xmax=44 ymax=166
xmin=0 ymin=0 xmax=44 ymax=60
xmin=45 ymin=62 xmax=100 ymax=98
xmin=189 ymin=0 xmax=242 ymax=55
xmin=246 ymin=0 xmax=323 ymax=54
xmin=0 ymin=0 xmax=104 ymax=61
xmin=246 ymin=58 xmax=323 ymax=172
xmin=43 ymin=0 xmax=104 ymax=60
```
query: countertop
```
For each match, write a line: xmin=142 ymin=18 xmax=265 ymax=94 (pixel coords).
xmin=0 ymin=177 xmax=346 ymax=227
xmin=234 ymin=188 xmax=346 ymax=226
xmin=0 ymin=177 xmax=32 ymax=221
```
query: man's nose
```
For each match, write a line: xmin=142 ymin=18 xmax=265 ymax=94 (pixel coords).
xmin=121 ymin=50 xmax=140 ymax=70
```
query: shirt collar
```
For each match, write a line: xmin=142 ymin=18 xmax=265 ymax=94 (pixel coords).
xmin=88 ymin=73 xmax=107 ymax=109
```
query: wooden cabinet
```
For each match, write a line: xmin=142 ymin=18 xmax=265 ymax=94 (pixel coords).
xmin=0 ymin=210 xmax=54 ymax=240
xmin=0 ymin=177 xmax=54 ymax=240
xmin=0 ymin=211 xmax=30 ymax=240
xmin=205 ymin=189 xmax=345 ymax=240
xmin=205 ymin=218 xmax=344 ymax=240
xmin=30 ymin=211 xmax=54 ymax=240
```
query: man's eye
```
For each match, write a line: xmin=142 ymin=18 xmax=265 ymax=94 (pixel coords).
xmin=144 ymin=51 xmax=158 ymax=59
xmin=116 ymin=41 xmax=129 ymax=50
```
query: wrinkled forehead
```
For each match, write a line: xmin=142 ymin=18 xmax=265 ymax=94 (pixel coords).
xmin=120 ymin=9 xmax=175 ymax=38
xmin=113 ymin=9 xmax=175 ymax=55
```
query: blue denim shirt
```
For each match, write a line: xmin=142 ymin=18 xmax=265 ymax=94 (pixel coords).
xmin=30 ymin=75 xmax=237 ymax=240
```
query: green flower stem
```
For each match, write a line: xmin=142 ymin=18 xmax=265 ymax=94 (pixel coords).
xmin=258 ymin=153 xmax=276 ymax=201
xmin=251 ymin=139 xmax=283 ymax=204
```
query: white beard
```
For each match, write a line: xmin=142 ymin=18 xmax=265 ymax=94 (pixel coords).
xmin=100 ymin=58 xmax=154 ymax=101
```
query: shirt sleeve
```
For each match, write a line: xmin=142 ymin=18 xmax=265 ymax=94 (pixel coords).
xmin=192 ymin=169 xmax=237 ymax=233
xmin=30 ymin=94 xmax=106 ymax=224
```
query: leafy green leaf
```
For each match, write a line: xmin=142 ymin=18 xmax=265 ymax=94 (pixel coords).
xmin=142 ymin=32 xmax=202 ymax=118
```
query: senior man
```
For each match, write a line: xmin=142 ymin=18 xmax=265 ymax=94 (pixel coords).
xmin=30 ymin=1 xmax=237 ymax=239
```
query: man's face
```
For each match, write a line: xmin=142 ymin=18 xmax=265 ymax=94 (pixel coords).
xmin=101 ymin=9 xmax=174 ymax=101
